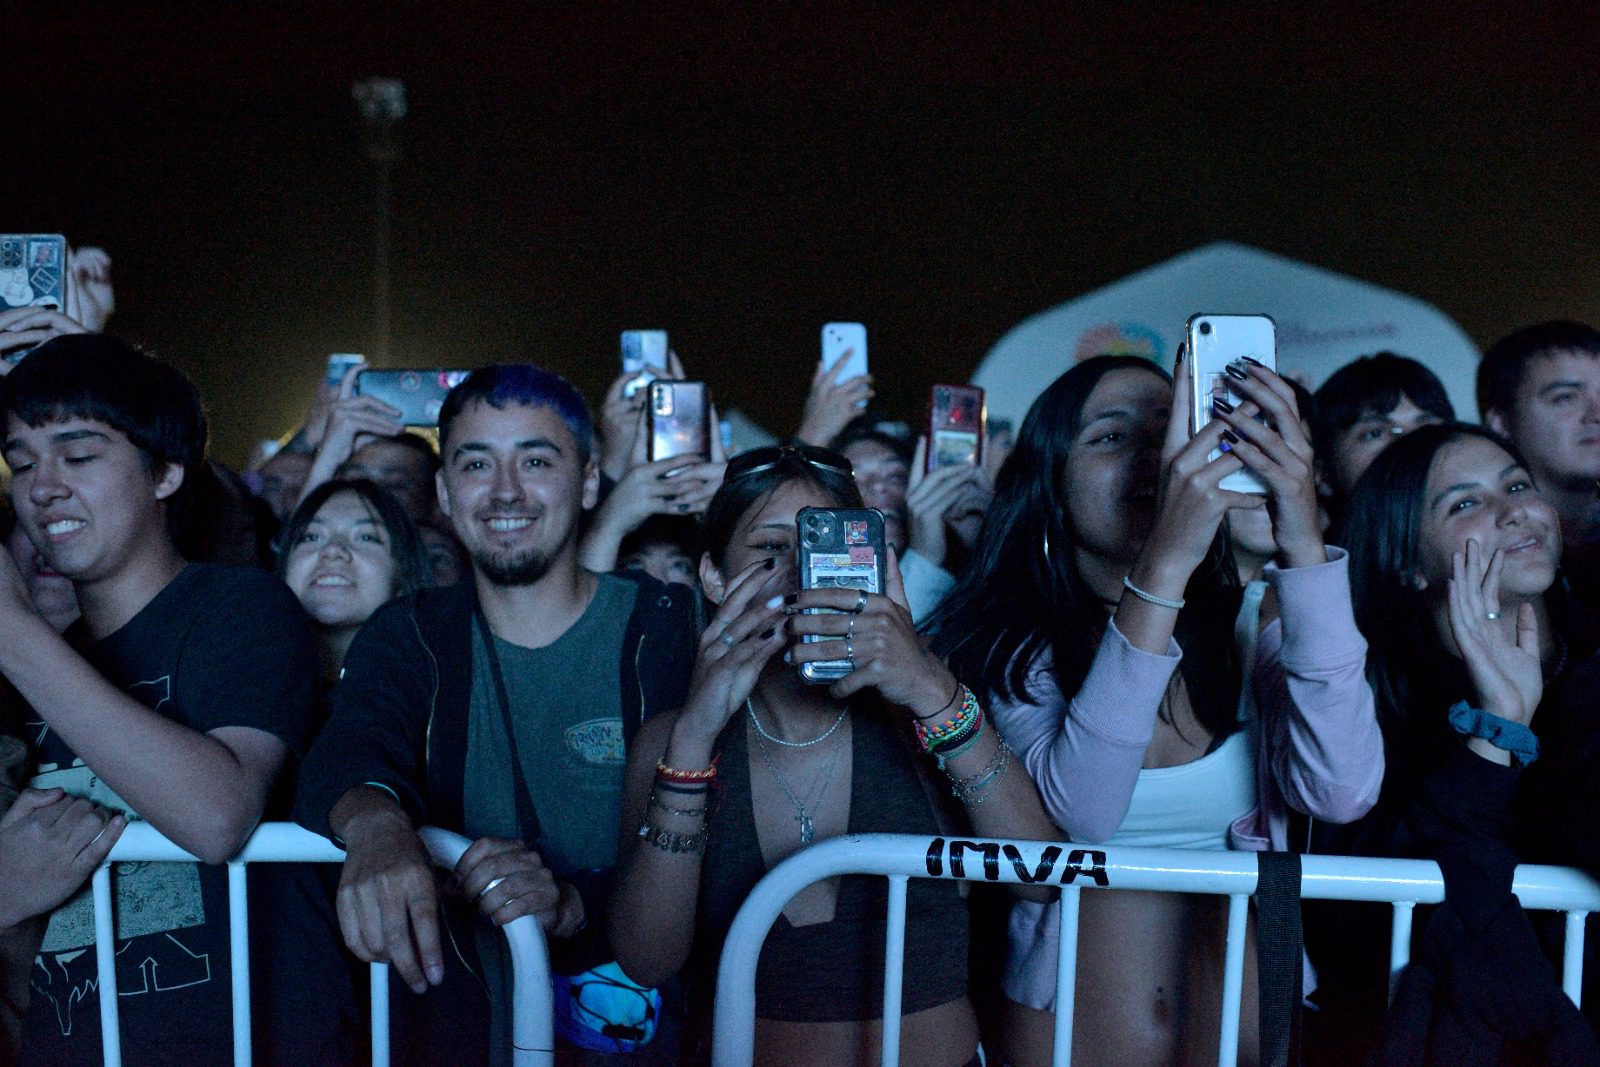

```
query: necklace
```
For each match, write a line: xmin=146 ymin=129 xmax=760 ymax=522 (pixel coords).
xmin=746 ymin=696 xmax=848 ymax=748
xmin=752 ymin=721 xmax=845 ymax=844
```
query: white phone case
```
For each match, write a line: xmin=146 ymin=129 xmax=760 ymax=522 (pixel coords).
xmin=1185 ymin=313 xmax=1277 ymax=494
xmin=821 ymin=322 xmax=868 ymax=382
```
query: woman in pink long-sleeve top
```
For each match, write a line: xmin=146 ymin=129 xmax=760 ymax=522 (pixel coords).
xmin=927 ymin=352 xmax=1384 ymax=1066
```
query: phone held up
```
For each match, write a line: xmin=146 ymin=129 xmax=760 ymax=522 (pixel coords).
xmin=821 ymin=322 xmax=869 ymax=387
xmin=622 ymin=329 xmax=669 ymax=399
xmin=926 ymin=384 xmax=986 ymax=473
xmin=325 ymin=353 xmax=365 ymax=388
xmin=2 ymin=234 xmax=69 ymax=365
xmin=1185 ymin=313 xmax=1277 ymax=494
xmin=795 ymin=506 xmax=886 ymax=684
xmin=355 ymin=369 xmax=472 ymax=427
xmin=648 ymin=380 xmax=711 ymax=462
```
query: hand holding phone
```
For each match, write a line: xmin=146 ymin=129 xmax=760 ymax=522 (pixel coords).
xmin=648 ymin=381 xmax=711 ymax=462
xmin=355 ymin=369 xmax=472 ymax=427
xmin=792 ymin=507 xmax=886 ymax=684
xmin=1185 ymin=314 xmax=1278 ymax=493
xmin=621 ymin=330 xmax=669 ymax=398
xmin=926 ymin=384 xmax=986 ymax=473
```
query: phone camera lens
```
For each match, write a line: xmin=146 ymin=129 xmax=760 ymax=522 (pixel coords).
xmin=1199 ymin=321 xmax=1212 ymax=335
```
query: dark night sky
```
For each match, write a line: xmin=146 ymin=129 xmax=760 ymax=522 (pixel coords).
xmin=7 ymin=5 xmax=1599 ymax=465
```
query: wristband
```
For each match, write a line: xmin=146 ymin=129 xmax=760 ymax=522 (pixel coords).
xmin=1122 ymin=575 xmax=1185 ymax=610
xmin=1447 ymin=700 xmax=1539 ymax=768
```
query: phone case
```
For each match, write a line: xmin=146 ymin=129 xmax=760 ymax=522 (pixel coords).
xmin=355 ymin=369 xmax=472 ymax=426
xmin=621 ymin=330 xmax=669 ymax=398
xmin=927 ymin=384 xmax=986 ymax=473
xmin=821 ymin=322 xmax=868 ymax=382
xmin=1185 ymin=314 xmax=1277 ymax=494
xmin=0 ymin=234 xmax=67 ymax=311
xmin=648 ymin=380 xmax=710 ymax=461
xmin=796 ymin=507 xmax=886 ymax=684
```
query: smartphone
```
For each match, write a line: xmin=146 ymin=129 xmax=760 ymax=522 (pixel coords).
xmin=622 ymin=330 xmax=669 ymax=398
xmin=821 ymin=322 xmax=868 ymax=384
xmin=648 ymin=380 xmax=710 ymax=461
xmin=326 ymin=353 xmax=365 ymax=388
xmin=926 ymin=384 xmax=986 ymax=473
xmin=355 ymin=369 xmax=472 ymax=427
xmin=795 ymin=506 xmax=886 ymax=684
xmin=1185 ymin=313 xmax=1277 ymax=494
xmin=1 ymin=234 xmax=69 ymax=364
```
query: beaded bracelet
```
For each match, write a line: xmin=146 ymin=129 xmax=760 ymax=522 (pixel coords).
xmin=922 ymin=702 xmax=984 ymax=761
xmin=914 ymin=685 xmax=981 ymax=750
xmin=656 ymin=757 xmax=718 ymax=783
xmin=637 ymin=819 xmax=710 ymax=854
xmin=932 ymin=712 xmax=987 ymax=769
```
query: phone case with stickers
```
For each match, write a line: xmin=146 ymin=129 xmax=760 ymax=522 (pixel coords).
xmin=926 ymin=383 xmax=986 ymax=473
xmin=1 ymin=234 xmax=69 ymax=364
xmin=795 ymin=506 xmax=886 ymax=684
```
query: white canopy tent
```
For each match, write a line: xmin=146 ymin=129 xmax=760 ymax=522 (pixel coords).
xmin=973 ymin=242 xmax=1480 ymax=430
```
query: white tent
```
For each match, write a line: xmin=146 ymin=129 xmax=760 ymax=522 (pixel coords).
xmin=974 ymin=242 xmax=1480 ymax=429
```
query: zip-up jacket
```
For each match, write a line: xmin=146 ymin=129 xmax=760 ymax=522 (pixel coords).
xmin=295 ymin=570 xmax=697 ymax=858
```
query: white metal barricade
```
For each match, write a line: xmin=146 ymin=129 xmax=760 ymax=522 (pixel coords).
xmin=92 ymin=822 xmax=554 ymax=1067
xmin=711 ymin=833 xmax=1600 ymax=1067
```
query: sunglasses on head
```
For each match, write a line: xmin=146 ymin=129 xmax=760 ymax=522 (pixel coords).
xmin=723 ymin=444 xmax=854 ymax=484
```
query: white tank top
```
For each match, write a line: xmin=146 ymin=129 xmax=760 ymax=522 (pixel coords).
xmin=1105 ymin=579 xmax=1266 ymax=852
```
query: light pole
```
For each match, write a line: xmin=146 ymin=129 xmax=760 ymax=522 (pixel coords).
xmin=353 ymin=78 xmax=406 ymax=363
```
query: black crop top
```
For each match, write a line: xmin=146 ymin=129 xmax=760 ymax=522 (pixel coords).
xmin=690 ymin=702 xmax=969 ymax=1029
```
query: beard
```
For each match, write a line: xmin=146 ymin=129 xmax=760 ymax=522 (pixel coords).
xmin=472 ymin=544 xmax=554 ymax=586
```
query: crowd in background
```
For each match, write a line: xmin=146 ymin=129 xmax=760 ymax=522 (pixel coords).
xmin=1 ymin=248 xmax=1599 ymax=1067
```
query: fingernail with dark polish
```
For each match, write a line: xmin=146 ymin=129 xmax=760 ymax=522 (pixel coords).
xmin=783 ymin=592 xmax=798 ymax=604
xmin=1225 ymin=365 xmax=1248 ymax=381
xmin=759 ymin=628 xmax=775 ymax=640
xmin=765 ymin=558 xmax=777 ymax=570
xmin=1221 ymin=429 xmax=1240 ymax=444
xmin=1212 ymin=397 xmax=1235 ymax=414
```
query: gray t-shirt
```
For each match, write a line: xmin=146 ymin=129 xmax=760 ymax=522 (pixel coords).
xmin=465 ymin=573 xmax=637 ymax=876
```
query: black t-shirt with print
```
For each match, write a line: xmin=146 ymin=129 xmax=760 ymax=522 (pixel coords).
xmin=19 ymin=564 xmax=318 ymax=1067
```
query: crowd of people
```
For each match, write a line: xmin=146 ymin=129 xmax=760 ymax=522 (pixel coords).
xmin=0 ymin=256 xmax=1598 ymax=1067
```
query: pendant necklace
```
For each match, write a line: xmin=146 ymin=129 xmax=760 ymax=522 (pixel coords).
xmin=751 ymin=712 xmax=845 ymax=844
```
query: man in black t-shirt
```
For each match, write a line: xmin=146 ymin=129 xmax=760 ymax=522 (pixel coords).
xmin=0 ymin=336 xmax=318 ymax=1065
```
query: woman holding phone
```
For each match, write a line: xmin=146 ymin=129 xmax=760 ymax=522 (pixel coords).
xmin=926 ymin=352 xmax=1384 ymax=1065
xmin=608 ymin=445 xmax=1056 ymax=1067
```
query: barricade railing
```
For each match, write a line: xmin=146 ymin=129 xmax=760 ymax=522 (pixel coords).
xmin=94 ymin=822 xmax=554 ymax=1067
xmin=711 ymin=833 xmax=1600 ymax=1067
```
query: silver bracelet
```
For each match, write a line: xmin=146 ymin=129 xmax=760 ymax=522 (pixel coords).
xmin=637 ymin=819 xmax=709 ymax=854
xmin=1122 ymin=575 xmax=1185 ymax=610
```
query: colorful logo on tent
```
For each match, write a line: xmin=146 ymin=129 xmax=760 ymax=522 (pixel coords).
xmin=1073 ymin=322 xmax=1167 ymax=365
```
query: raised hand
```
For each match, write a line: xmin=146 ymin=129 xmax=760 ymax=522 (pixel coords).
xmin=669 ymin=559 xmax=788 ymax=756
xmin=1447 ymin=538 xmax=1543 ymax=726
xmin=905 ymin=437 xmax=985 ymax=567
xmin=600 ymin=350 xmax=686 ymax=481
xmin=795 ymin=357 xmax=874 ymax=447
xmin=65 ymin=246 xmax=115 ymax=332
xmin=1208 ymin=361 xmax=1325 ymax=567
xmin=785 ymin=546 xmax=957 ymax=714
xmin=0 ymin=307 xmax=88 ymax=373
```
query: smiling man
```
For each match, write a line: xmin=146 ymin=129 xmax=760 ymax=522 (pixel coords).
xmin=0 ymin=334 xmax=318 ymax=1065
xmin=1479 ymin=322 xmax=1600 ymax=580
xmin=296 ymin=364 xmax=696 ymax=1063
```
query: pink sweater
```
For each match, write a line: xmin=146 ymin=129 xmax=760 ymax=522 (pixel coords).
xmin=991 ymin=548 xmax=1384 ymax=1009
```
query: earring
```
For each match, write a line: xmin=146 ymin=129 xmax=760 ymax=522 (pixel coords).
xmin=1042 ymin=526 xmax=1052 ymax=564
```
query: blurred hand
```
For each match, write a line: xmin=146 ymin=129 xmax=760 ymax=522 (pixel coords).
xmin=65 ymin=246 xmax=115 ymax=332
xmin=0 ymin=788 xmax=125 ymax=930
xmin=795 ymin=358 xmax=873 ymax=447
xmin=0 ymin=307 xmax=88 ymax=374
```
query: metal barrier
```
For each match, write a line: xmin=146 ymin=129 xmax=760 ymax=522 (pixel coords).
xmin=93 ymin=822 xmax=554 ymax=1067
xmin=711 ymin=833 xmax=1600 ymax=1067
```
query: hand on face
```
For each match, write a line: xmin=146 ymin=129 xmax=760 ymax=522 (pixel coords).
xmin=1446 ymin=538 xmax=1543 ymax=725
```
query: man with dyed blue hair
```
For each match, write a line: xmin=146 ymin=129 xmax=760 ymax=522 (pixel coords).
xmin=297 ymin=362 xmax=697 ymax=1061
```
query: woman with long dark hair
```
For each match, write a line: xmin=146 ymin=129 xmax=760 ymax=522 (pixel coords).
xmin=927 ymin=352 xmax=1384 ymax=1065
xmin=608 ymin=444 xmax=1056 ymax=1066
xmin=1303 ymin=423 xmax=1596 ymax=1062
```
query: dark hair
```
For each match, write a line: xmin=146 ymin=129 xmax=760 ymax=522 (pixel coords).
xmin=437 ymin=364 xmax=592 ymax=461
xmin=620 ymin=515 xmax=704 ymax=564
xmin=1310 ymin=352 xmax=1454 ymax=458
xmin=701 ymin=450 xmax=862 ymax=568
xmin=348 ymin=429 xmax=440 ymax=474
xmin=926 ymin=356 xmax=1240 ymax=739
xmin=1 ymin=334 xmax=207 ymax=536
xmin=1335 ymin=422 xmax=1538 ymax=744
xmin=829 ymin=412 xmax=915 ymax=467
xmin=275 ymin=479 xmax=432 ymax=602
xmin=1477 ymin=320 xmax=1600 ymax=417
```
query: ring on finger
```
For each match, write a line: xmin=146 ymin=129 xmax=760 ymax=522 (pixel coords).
xmin=844 ymin=638 xmax=854 ymax=661
xmin=853 ymin=590 xmax=869 ymax=613
xmin=478 ymin=876 xmax=508 ymax=900
xmin=720 ymin=631 xmax=737 ymax=648
xmin=847 ymin=614 xmax=857 ymax=640
xmin=1486 ymin=611 xmax=1500 ymax=621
